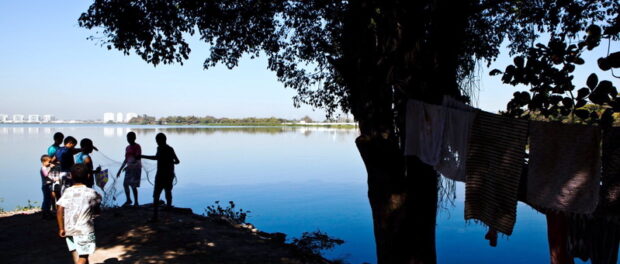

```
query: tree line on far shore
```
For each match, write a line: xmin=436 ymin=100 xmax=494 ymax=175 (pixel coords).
xmin=125 ymin=115 xmax=354 ymax=125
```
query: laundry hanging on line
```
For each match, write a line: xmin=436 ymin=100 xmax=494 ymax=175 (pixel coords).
xmin=404 ymin=99 xmax=446 ymax=166
xmin=526 ymin=121 xmax=601 ymax=214
xmin=435 ymin=96 xmax=477 ymax=182
xmin=464 ymin=110 xmax=528 ymax=235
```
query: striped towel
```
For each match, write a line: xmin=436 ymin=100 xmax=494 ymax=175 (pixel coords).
xmin=465 ymin=111 xmax=528 ymax=235
xmin=527 ymin=121 xmax=601 ymax=214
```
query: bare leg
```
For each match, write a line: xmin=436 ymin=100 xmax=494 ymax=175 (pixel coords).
xmin=131 ymin=186 xmax=139 ymax=206
xmin=123 ymin=184 xmax=132 ymax=205
xmin=164 ymin=187 xmax=172 ymax=207
xmin=71 ymin=251 xmax=79 ymax=264
xmin=77 ymin=255 xmax=89 ymax=264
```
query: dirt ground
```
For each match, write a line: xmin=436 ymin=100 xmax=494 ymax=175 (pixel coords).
xmin=0 ymin=206 xmax=330 ymax=264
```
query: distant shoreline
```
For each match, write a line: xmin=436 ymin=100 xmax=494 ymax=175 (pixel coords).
xmin=0 ymin=122 xmax=359 ymax=129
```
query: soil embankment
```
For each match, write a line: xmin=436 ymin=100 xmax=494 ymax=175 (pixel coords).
xmin=0 ymin=206 xmax=331 ymax=264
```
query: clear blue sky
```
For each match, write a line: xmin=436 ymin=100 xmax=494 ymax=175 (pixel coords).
xmin=0 ymin=0 xmax=617 ymax=121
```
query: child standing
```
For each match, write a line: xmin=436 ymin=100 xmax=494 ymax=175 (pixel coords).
xmin=56 ymin=164 xmax=102 ymax=264
xmin=40 ymin=155 xmax=59 ymax=219
xmin=141 ymin=133 xmax=179 ymax=221
xmin=75 ymin=138 xmax=100 ymax=189
xmin=48 ymin=132 xmax=64 ymax=157
xmin=53 ymin=136 xmax=79 ymax=196
xmin=116 ymin=132 xmax=142 ymax=207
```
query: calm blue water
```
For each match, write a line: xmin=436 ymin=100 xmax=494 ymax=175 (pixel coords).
xmin=0 ymin=124 xmax=593 ymax=264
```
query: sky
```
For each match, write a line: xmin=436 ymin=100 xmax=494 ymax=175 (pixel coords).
xmin=0 ymin=0 xmax=618 ymax=121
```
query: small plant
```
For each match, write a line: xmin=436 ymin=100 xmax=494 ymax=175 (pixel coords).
xmin=204 ymin=201 xmax=250 ymax=224
xmin=291 ymin=230 xmax=345 ymax=255
xmin=15 ymin=200 xmax=39 ymax=211
xmin=0 ymin=198 xmax=4 ymax=213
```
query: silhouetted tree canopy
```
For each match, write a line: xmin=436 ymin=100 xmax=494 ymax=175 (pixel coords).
xmin=80 ymin=0 xmax=618 ymax=123
xmin=79 ymin=1 xmax=619 ymax=263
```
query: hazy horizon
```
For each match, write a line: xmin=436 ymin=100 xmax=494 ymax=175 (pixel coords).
xmin=1 ymin=0 xmax=617 ymax=121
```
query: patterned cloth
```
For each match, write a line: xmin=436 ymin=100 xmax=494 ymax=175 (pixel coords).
xmin=405 ymin=99 xmax=446 ymax=166
xmin=465 ymin=111 xmax=528 ymax=235
xmin=95 ymin=169 xmax=109 ymax=189
xmin=56 ymin=185 xmax=101 ymax=236
xmin=435 ymin=97 xmax=476 ymax=182
xmin=66 ymin=232 xmax=96 ymax=255
xmin=526 ymin=121 xmax=601 ymax=214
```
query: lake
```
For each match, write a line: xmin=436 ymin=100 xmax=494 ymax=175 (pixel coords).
xmin=0 ymin=124 xmax=593 ymax=264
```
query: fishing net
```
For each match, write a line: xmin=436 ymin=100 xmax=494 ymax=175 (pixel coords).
xmin=91 ymin=151 xmax=158 ymax=208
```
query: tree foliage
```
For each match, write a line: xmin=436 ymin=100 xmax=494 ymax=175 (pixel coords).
xmin=488 ymin=1 xmax=620 ymax=126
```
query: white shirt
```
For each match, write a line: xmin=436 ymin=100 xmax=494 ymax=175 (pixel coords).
xmin=56 ymin=185 xmax=101 ymax=236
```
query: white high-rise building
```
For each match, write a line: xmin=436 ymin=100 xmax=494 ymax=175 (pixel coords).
xmin=116 ymin=112 xmax=124 ymax=123
xmin=13 ymin=114 xmax=24 ymax=123
xmin=41 ymin=115 xmax=53 ymax=123
xmin=0 ymin=114 xmax=8 ymax=123
xmin=125 ymin=112 xmax=138 ymax=123
xmin=28 ymin=114 xmax=40 ymax=123
xmin=103 ymin=113 xmax=115 ymax=123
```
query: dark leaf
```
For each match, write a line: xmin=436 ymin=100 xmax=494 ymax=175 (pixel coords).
xmin=562 ymin=97 xmax=573 ymax=108
xmin=514 ymin=56 xmax=524 ymax=68
xmin=577 ymin=88 xmax=590 ymax=100
xmin=586 ymin=73 xmax=598 ymax=90
xmin=489 ymin=69 xmax=503 ymax=76
xmin=576 ymin=99 xmax=587 ymax=108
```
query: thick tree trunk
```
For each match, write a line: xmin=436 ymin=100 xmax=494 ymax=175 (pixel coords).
xmin=341 ymin=1 xmax=467 ymax=263
xmin=356 ymin=135 xmax=439 ymax=264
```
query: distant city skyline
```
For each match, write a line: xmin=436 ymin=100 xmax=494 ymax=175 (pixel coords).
xmin=0 ymin=1 xmax=618 ymax=122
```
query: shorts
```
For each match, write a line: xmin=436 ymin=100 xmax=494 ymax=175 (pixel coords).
xmin=153 ymin=173 xmax=174 ymax=198
xmin=66 ymin=233 xmax=96 ymax=255
xmin=123 ymin=167 xmax=142 ymax=188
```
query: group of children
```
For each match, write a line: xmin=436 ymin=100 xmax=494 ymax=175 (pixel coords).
xmin=39 ymin=131 xmax=180 ymax=264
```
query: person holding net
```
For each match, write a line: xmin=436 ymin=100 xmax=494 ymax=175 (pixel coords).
xmin=141 ymin=133 xmax=179 ymax=221
xmin=116 ymin=132 xmax=142 ymax=207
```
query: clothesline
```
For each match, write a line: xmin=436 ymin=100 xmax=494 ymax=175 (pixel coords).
xmin=405 ymin=97 xmax=619 ymax=263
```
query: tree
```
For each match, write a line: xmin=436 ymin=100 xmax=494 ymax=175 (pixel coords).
xmin=301 ymin=115 xmax=314 ymax=123
xmin=79 ymin=1 xmax=618 ymax=263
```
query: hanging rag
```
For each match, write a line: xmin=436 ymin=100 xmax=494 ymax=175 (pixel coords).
xmin=435 ymin=97 xmax=476 ymax=182
xmin=465 ymin=111 xmax=528 ymax=235
xmin=600 ymin=127 xmax=620 ymax=214
xmin=567 ymin=214 xmax=620 ymax=264
xmin=526 ymin=121 xmax=601 ymax=214
xmin=405 ymin=99 xmax=446 ymax=166
xmin=566 ymin=127 xmax=620 ymax=264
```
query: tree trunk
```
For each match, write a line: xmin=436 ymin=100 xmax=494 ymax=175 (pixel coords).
xmin=341 ymin=1 xmax=468 ymax=263
xmin=356 ymin=135 xmax=439 ymax=264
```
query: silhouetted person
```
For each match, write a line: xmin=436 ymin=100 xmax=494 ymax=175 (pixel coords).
xmin=141 ymin=133 xmax=179 ymax=221
xmin=48 ymin=132 xmax=64 ymax=157
xmin=116 ymin=132 xmax=142 ymax=207
xmin=52 ymin=136 xmax=79 ymax=196
xmin=75 ymin=138 xmax=100 ymax=188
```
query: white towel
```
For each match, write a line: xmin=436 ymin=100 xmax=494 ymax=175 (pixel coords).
xmin=435 ymin=97 xmax=476 ymax=182
xmin=405 ymin=99 xmax=446 ymax=166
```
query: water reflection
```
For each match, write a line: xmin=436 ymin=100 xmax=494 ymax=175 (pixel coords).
xmin=0 ymin=124 xmax=360 ymax=138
